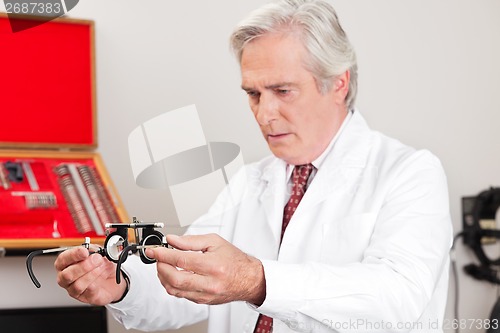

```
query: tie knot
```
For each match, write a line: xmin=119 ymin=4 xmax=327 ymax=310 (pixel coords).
xmin=293 ymin=163 xmax=314 ymax=182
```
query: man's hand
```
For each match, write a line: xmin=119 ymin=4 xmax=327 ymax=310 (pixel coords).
xmin=146 ymin=234 xmax=266 ymax=306
xmin=54 ymin=247 xmax=127 ymax=306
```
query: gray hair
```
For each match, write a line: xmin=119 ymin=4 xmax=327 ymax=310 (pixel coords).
xmin=230 ymin=0 xmax=358 ymax=110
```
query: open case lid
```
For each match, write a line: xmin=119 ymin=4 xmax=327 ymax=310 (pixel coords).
xmin=0 ymin=14 xmax=97 ymax=149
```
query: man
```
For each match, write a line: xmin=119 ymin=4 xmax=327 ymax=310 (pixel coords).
xmin=55 ymin=0 xmax=453 ymax=332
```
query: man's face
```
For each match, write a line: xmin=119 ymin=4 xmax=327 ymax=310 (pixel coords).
xmin=240 ymin=32 xmax=349 ymax=166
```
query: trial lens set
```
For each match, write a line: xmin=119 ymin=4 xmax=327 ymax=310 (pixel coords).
xmin=0 ymin=159 xmax=119 ymax=237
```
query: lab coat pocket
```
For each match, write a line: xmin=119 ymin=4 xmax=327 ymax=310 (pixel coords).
xmin=320 ymin=213 xmax=377 ymax=264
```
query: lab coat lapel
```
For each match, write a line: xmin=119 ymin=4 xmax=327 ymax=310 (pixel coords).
xmin=259 ymin=158 xmax=287 ymax=245
xmin=297 ymin=111 xmax=373 ymax=213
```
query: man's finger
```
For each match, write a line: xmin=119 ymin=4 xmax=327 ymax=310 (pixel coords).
xmin=148 ymin=247 xmax=208 ymax=273
xmin=165 ymin=234 xmax=221 ymax=252
xmin=69 ymin=256 xmax=116 ymax=297
xmin=54 ymin=246 xmax=89 ymax=271
xmin=57 ymin=252 xmax=106 ymax=288
xmin=156 ymin=262 xmax=218 ymax=304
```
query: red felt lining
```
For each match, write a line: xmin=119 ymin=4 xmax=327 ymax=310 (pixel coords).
xmin=0 ymin=15 xmax=95 ymax=147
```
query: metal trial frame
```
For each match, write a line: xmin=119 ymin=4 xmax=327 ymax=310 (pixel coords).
xmin=26 ymin=217 xmax=168 ymax=288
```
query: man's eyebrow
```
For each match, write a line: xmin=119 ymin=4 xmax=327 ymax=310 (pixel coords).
xmin=266 ymin=82 xmax=295 ymax=89
xmin=241 ymin=85 xmax=254 ymax=92
xmin=241 ymin=82 xmax=296 ymax=91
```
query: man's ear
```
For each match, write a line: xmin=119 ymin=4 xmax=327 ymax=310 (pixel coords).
xmin=332 ymin=70 xmax=350 ymax=104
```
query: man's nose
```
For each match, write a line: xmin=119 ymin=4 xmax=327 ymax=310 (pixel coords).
xmin=255 ymin=93 xmax=279 ymax=125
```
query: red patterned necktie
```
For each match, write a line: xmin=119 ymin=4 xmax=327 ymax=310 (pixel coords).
xmin=253 ymin=164 xmax=314 ymax=333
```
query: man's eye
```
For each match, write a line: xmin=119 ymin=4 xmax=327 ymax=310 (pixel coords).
xmin=276 ymin=89 xmax=290 ymax=95
xmin=247 ymin=91 xmax=260 ymax=98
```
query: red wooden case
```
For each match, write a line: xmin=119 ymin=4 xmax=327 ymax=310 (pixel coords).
xmin=0 ymin=14 xmax=129 ymax=250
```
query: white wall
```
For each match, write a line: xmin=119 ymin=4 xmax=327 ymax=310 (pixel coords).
xmin=1 ymin=1 xmax=499 ymax=332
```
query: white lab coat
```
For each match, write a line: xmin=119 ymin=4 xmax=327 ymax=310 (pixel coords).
xmin=108 ymin=110 xmax=453 ymax=333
